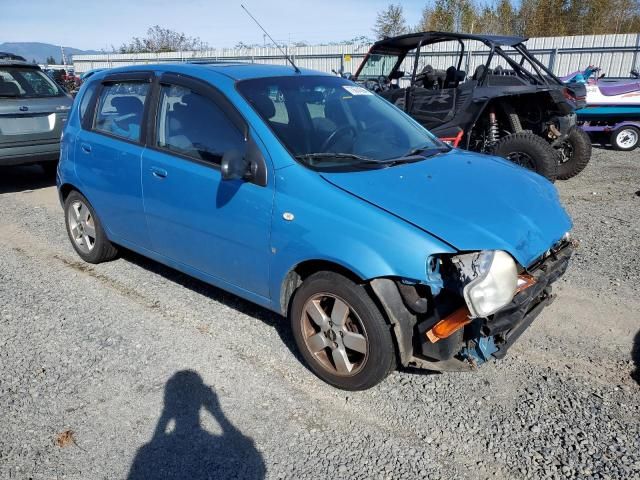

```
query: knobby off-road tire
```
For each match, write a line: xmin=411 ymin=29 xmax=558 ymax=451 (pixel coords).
xmin=557 ymin=127 xmax=592 ymax=180
xmin=492 ymin=132 xmax=558 ymax=182
xmin=64 ymin=190 xmax=118 ymax=264
xmin=290 ymin=271 xmax=397 ymax=390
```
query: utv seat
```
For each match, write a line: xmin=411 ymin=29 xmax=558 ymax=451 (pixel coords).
xmin=443 ymin=67 xmax=466 ymax=89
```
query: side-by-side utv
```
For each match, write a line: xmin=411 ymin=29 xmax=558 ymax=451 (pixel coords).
xmin=353 ymin=32 xmax=591 ymax=180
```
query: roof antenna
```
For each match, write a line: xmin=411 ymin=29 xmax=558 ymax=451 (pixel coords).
xmin=241 ymin=4 xmax=300 ymax=73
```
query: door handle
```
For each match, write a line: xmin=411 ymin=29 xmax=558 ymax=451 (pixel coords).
xmin=150 ymin=166 xmax=168 ymax=179
xmin=80 ymin=143 xmax=91 ymax=153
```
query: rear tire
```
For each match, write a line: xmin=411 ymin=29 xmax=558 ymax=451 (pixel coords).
xmin=557 ymin=128 xmax=592 ymax=180
xmin=289 ymin=271 xmax=396 ymax=390
xmin=64 ymin=191 xmax=118 ymax=264
xmin=610 ymin=125 xmax=640 ymax=151
xmin=492 ymin=132 xmax=558 ymax=182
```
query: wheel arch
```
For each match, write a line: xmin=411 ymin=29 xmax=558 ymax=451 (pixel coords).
xmin=280 ymin=259 xmax=424 ymax=367
xmin=279 ymin=259 xmax=365 ymax=316
xmin=58 ymin=182 xmax=82 ymax=207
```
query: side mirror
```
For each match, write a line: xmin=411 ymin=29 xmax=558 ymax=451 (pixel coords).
xmin=220 ymin=137 xmax=268 ymax=187
xmin=220 ymin=150 xmax=250 ymax=181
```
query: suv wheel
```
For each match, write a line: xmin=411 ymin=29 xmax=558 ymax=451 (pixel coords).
xmin=610 ymin=125 xmax=639 ymax=151
xmin=289 ymin=271 xmax=396 ymax=390
xmin=492 ymin=132 xmax=558 ymax=182
xmin=64 ymin=191 xmax=118 ymax=263
xmin=556 ymin=128 xmax=592 ymax=180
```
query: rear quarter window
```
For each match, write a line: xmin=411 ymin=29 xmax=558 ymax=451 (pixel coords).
xmin=79 ymin=81 xmax=98 ymax=126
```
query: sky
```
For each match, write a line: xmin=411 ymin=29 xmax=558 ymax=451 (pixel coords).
xmin=0 ymin=0 xmax=426 ymax=50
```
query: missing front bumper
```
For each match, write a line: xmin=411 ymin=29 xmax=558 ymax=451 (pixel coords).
xmin=414 ymin=241 xmax=574 ymax=370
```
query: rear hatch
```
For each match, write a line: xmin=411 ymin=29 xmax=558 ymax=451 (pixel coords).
xmin=0 ymin=64 xmax=72 ymax=148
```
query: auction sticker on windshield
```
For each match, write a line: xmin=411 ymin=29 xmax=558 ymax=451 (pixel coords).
xmin=342 ymin=85 xmax=373 ymax=96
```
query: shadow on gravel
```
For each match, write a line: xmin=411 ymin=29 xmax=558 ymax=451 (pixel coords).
xmin=0 ymin=165 xmax=56 ymax=194
xmin=128 ymin=370 xmax=266 ymax=479
xmin=632 ymin=330 xmax=640 ymax=385
xmin=120 ymin=250 xmax=304 ymax=364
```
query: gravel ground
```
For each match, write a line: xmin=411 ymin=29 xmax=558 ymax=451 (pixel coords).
xmin=0 ymin=147 xmax=639 ymax=480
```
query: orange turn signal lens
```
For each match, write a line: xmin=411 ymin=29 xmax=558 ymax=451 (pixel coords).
xmin=516 ymin=274 xmax=536 ymax=293
xmin=426 ymin=307 xmax=471 ymax=343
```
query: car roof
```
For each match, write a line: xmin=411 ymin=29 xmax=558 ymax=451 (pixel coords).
xmin=90 ymin=62 xmax=331 ymax=81
xmin=0 ymin=52 xmax=39 ymax=69
xmin=370 ymin=31 xmax=528 ymax=53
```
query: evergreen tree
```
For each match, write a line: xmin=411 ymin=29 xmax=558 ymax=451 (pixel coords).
xmin=373 ymin=4 xmax=408 ymax=39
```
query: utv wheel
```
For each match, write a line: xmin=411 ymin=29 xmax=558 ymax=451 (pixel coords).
xmin=290 ymin=272 xmax=396 ymax=390
xmin=492 ymin=132 xmax=558 ymax=182
xmin=610 ymin=125 xmax=639 ymax=151
xmin=64 ymin=191 xmax=118 ymax=263
xmin=556 ymin=128 xmax=592 ymax=180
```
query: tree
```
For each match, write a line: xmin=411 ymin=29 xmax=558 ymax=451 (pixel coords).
xmin=45 ymin=55 xmax=57 ymax=65
xmin=410 ymin=0 xmax=640 ymax=38
xmin=427 ymin=0 xmax=478 ymax=32
xmin=415 ymin=4 xmax=434 ymax=32
xmin=373 ymin=4 xmax=408 ymax=39
xmin=495 ymin=0 xmax=516 ymax=35
xmin=118 ymin=25 xmax=208 ymax=53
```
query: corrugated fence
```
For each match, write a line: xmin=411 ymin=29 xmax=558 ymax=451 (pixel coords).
xmin=73 ymin=33 xmax=640 ymax=78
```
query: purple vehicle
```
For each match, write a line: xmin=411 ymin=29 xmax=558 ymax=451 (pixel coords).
xmin=563 ymin=66 xmax=640 ymax=151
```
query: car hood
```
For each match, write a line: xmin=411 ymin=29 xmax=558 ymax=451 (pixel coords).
xmin=320 ymin=150 xmax=572 ymax=267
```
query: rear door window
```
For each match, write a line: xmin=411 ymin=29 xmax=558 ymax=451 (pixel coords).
xmin=93 ymin=82 xmax=150 ymax=142
xmin=155 ymin=84 xmax=244 ymax=165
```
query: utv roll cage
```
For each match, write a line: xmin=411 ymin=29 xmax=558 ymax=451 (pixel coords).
xmin=353 ymin=32 xmax=565 ymax=88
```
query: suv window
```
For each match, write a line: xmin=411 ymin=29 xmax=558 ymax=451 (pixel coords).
xmin=93 ymin=82 xmax=150 ymax=142
xmin=156 ymin=84 xmax=244 ymax=165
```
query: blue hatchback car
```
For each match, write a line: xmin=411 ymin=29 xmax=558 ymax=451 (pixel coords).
xmin=58 ymin=63 xmax=574 ymax=390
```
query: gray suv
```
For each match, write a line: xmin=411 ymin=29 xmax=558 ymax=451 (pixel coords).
xmin=0 ymin=53 xmax=73 ymax=172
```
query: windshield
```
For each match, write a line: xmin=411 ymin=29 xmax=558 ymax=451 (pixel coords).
xmin=357 ymin=54 xmax=401 ymax=80
xmin=237 ymin=76 xmax=445 ymax=171
xmin=0 ymin=67 xmax=63 ymax=98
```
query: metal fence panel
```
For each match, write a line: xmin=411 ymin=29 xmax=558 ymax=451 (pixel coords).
xmin=73 ymin=33 xmax=640 ymax=78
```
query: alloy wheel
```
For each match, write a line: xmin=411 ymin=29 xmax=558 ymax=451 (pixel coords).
xmin=558 ymin=141 xmax=574 ymax=164
xmin=67 ymin=200 xmax=96 ymax=254
xmin=301 ymin=293 xmax=369 ymax=376
xmin=507 ymin=151 xmax=536 ymax=171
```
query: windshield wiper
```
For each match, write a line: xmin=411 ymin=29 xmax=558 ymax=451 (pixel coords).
xmin=295 ymin=152 xmax=385 ymax=166
xmin=380 ymin=145 xmax=450 ymax=165
xmin=402 ymin=144 xmax=450 ymax=158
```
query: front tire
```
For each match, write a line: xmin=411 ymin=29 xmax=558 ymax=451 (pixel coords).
xmin=64 ymin=191 xmax=118 ymax=263
xmin=492 ymin=132 xmax=558 ymax=182
xmin=556 ymin=127 xmax=592 ymax=180
xmin=610 ymin=125 xmax=640 ymax=151
xmin=290 ymin=272 xmax=396 ymax=390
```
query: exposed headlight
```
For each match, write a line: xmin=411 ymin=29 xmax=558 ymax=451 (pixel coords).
xmin=458 ymin=250 xmax=518 ymax=318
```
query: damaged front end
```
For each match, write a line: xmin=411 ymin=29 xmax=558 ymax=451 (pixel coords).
xmin=372 ymin=239 xmax=574 ymax=371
